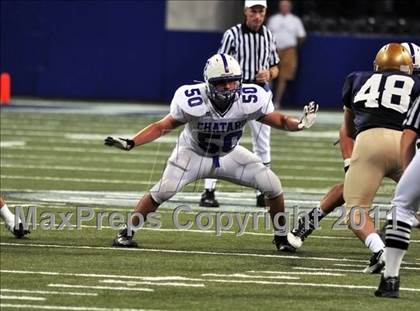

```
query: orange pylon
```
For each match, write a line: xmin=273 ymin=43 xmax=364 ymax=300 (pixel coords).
xmin=1 ymin=72 xmax=11 ymax=104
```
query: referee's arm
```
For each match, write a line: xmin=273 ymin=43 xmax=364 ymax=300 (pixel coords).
xmin=269 ymin=65 xmax=278 ymax=81
xmin=266 ymin=29 xmax=280 ymax=82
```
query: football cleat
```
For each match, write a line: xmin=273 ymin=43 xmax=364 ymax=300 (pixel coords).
xmin=375 ymin=274 xmax=400 ymax=298
xmin=363 ymin=250 xmax=385 ymax=274
xmin=12 ymin=223 xmax=30 ymax=239
xmin=273 ymin=235 xmax=296 ymax=253
xmin=199 ymin=190 xmax=219 ymax=208
xmin=256 ymin=193 xmax=266 ymax=207
xmin=113 ymin=227 xmax=138 ymax=248
xmin=287 ymin=216 xmax=315 ymax=249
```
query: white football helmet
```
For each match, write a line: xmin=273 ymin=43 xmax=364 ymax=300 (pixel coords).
xmin=203 ymin=53 xmax=242 ymax=111
xmin=401 ymin=42 xmax=420 ymax=75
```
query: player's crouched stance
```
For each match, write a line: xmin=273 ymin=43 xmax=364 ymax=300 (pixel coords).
xmin=104 ymin=53 xmax=318 ymax=252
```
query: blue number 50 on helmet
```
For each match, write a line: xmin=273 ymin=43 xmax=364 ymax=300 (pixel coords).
xmin=203 ymin=53 xmax=242 ymax=111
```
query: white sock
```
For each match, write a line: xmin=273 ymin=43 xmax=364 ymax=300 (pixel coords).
xmin=384 ymin=247 xmax=406 ymax=278
xmin=0 ymin=203 xmax=18 ymax=229
xmin=204 ymin=179 xmax=217 ymax=190
xmin=365 ymin=233 xmax=385 ymax=253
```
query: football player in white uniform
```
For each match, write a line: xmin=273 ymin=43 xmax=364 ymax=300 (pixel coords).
xmin=105 ymin=53 xmax=318 ymax=251
xmin=375 ymin=94 xmax=420 ymax=298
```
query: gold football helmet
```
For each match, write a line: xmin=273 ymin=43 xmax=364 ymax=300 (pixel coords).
xmin=373 ymin=43 xmax=413 ymax=75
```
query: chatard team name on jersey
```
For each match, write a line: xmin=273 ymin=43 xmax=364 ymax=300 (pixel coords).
xmin=197 ymin=120 xmax=247 ymax=133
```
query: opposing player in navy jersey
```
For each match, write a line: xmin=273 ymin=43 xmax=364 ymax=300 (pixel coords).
xmin=288 ymin=43 xmax=420 ymax=273
xmin=104 ymin=53 xmax=318 ymax=251
xmin=288 ymin=42 xmax=420 ymax=253
xmin=341 ymin=43 xmax=419 ymax=274
xmin=375 ymin=95 xmax=420 ymax=298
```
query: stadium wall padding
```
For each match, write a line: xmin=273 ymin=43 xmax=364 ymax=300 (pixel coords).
xmin=1 ymin=1 xmax=419 ymax=108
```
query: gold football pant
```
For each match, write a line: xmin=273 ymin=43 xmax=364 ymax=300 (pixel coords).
xmin=344 ymin=128 xmax=403 ymax=219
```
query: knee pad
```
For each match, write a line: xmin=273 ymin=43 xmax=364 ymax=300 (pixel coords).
xmin=150 ymin=181 xmax=178 ymax=205
xmin=255 ymin=167 xmax=282 ymax=199
xmin=149 ymin=163 xmax=188 ymax=205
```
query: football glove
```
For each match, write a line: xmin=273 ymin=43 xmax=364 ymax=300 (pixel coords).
xmin=104 ymin=136 xmax=135 ymax=151
xmin=298 ymin=101 xmax=319 ymax=129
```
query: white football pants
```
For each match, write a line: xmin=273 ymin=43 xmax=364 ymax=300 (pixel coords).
xmin=387 ymin=152 xmax=420 ymax=226
xmin=151 ymin=144 xmax=281 ymax=204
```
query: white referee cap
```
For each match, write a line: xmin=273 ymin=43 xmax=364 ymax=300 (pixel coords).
xmin=244 ymin=0 xmax=267 ymax=8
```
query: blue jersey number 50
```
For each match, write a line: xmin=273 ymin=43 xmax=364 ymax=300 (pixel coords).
xmin=185 ymin=88 xmax=203 ymax=107
xmin=242 ymin=87 xmax=258 ymax=103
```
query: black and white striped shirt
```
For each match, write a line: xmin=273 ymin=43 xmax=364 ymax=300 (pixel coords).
xmin=404 ymin=95 xmax=420 ymax=134
xmin=218 ymin=23 xmax=279 ymax=83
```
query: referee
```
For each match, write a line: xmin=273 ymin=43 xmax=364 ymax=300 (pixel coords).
xmin=200 ymin=0 xmax=280 ymax=208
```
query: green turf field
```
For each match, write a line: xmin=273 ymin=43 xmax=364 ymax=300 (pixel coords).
xmin=1 ymin=101 xmax=419 ymax=310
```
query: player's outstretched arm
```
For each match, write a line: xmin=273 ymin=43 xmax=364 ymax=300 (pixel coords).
xmin=260 ymin=101 xmax=318 ymax=131
xmin=104 ymin=114 xmax=184 ymax=151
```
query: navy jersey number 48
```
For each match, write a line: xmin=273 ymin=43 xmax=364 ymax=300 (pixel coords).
xmin=354 ymin=73 xmax=414 ymax=113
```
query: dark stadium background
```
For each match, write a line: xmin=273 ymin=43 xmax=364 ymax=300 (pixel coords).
xmin=1 ymin=0 xmax=419 ymax=107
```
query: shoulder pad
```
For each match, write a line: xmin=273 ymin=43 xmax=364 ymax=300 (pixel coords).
xmin=346 ymin=71 xmax=360 ymax=80
xmin=240 ymin=83 xmax=272 ymax=115
xmin=172 ymin=83 xmax=209 ymax=117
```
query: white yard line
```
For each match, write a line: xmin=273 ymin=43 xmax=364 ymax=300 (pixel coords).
xmin=246 ymin=270 xmax=345 ymax=276
xmin=201 ymin=273 xmax=299 ymax=280
xmin=1 ymin=145 xmax=343 ymax=163
xmin=74 ymin=226 xmax=420 ymax=244
xmin=334 ymin=263 xmax=419 ymax=269
xmin=293 ymin=267 xmax=363 ymax=273
xmin=0 ymin=162 xmax=344 ymax=174
xmin=1 ymin=134 xmax=338 ymax=156
xmin=333 ymin=263 xmax=366 ymax=267
xmin=99 ymin=280 xmax=205 ymax=288
xmin=204 ymin=278 xmax=420 ymax=291
xmin=400 ymin=266 xmax=420 ymax=270
xmin=2 ymin=243 xmax=418 ymax=265
xmin=0 ymin=173 xmax=344 ymax=184
xmin=0 ymin=164 xmax=158 ymax=175
xmin=0 ymin=289 xmax=97 ymax=296
xmin=0 ymin=141 xmax=26 ymax=148
xmin=1 ymin=153 xmax=345 ymax=171
xmin=0 ymin=304 xmax=160 ymax=311
xmin=297 ymin=265 xmax=419 ymax=271
xmin=48 ymin=284 xmax=153 ymax=292
xmin=0 ymin=269 xmax=202 ymax=281
xmin=0 ymin=153 xmax=165 ymax=165
xmin=2 ymin=133 xmax=334 ymax=149
xmin=0 ymin=295 xmax=46 ymax=301
xmin=0 ymin=175 xmax=155 ymax=186
xmin=0 ymin=243 xmax=370 ymax=263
